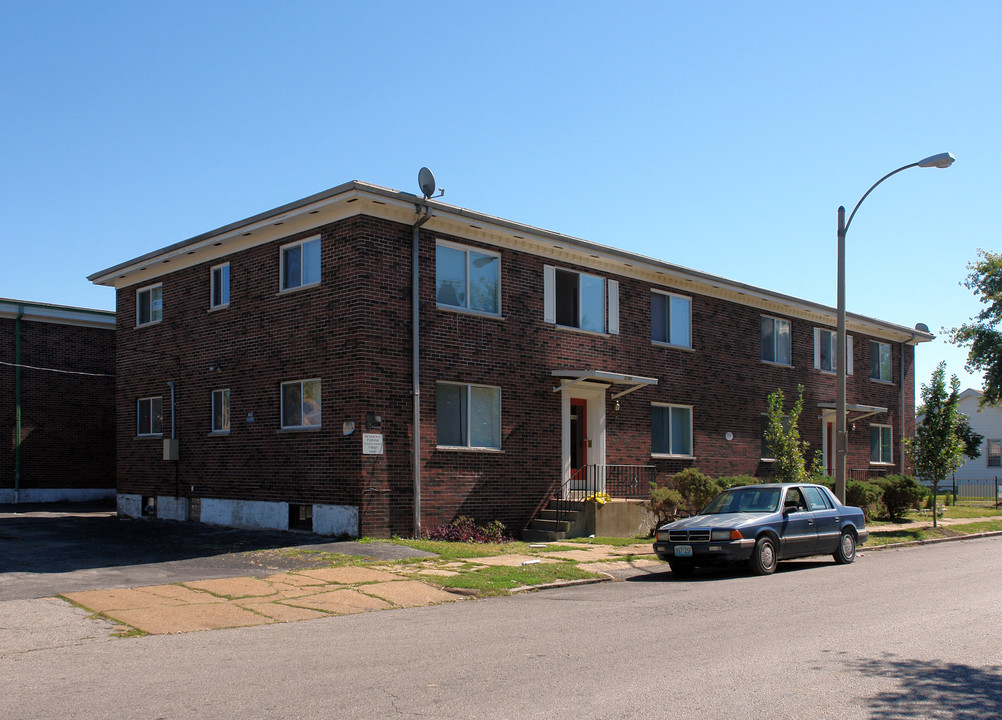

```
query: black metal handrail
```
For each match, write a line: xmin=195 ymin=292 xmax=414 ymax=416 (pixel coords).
xmin=552 ymin=465 xmax=655 ymax=532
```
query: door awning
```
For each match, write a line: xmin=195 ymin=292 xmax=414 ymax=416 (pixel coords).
xmin=817 ymin=402 xmax=888 ymax=423
xmin=551 ymin=369 xmax=658 ymax=399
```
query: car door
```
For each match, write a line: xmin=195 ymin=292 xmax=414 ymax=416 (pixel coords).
xmin=804 ymin=485 xmax=840 ymax=553
xmin=778 ymin=487 xmax=818 ymax=558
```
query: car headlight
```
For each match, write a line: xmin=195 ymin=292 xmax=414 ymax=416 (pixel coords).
xmin=711 ymin=529 xmax=743 ymax=541
xmin=656 ymin=531 xmax=670 ymax=542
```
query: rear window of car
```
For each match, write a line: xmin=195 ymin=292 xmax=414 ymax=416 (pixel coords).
xmin=804 ymin=486 xmax=831 ymax=511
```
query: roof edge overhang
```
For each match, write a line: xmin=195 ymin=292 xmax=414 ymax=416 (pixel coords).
xmin=87 ymin=181 xmax=935 ymax=345
xmin=0 ymin=298 xmax=115 ymax=329
xmin=817 ymin=402 xmax=889 ymax=423
xmin=551 ymin=369 xmax=659 ymax=399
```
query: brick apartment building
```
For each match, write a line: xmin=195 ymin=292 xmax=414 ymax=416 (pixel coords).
xmin=1 ymin=299 xmax=116 ymax=503
xmin=88 ymin=180 xmax=930 ymax=537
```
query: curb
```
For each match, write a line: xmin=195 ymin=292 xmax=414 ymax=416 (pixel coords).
xmin=863 ymin=529 xmax=1002 ymax=552
xmin=509 ymin=574 xmax=614 ymax=594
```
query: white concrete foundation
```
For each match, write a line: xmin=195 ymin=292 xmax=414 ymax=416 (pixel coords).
xmin=0 ymin=488 xmax=115 ymax=504
xmin=117 ymin=493 xmax=142 ymax=518
xmin=200 ymin=498 xmax=289 ymax=531
xmin=313 ymin=504 xmax=359 ymax=537
xmin=156 ymin=496 xmax=190 ymax=522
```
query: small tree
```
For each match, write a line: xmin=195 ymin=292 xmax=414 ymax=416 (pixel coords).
xmin=905 ymin=363 xmax=966 ymax=528
xmin=764 ymin=385 xmax=821 ymax=483
xmin=948 ymin=249 xmax=1002 ymax=406
xmin=670 ymin=468 xmax=719 ymax=515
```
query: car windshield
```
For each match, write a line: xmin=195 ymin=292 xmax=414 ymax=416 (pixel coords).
xmin=701 ymin=487 xmax=781 ymax=515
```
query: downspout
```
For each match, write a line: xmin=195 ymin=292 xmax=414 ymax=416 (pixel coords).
xmin=900 ymin=338 xmax=910 ymax=475
xmin=412 ymin=202 xmax=432 ymax=537
xmin=13 ymin=303 xmax=23 ymax=503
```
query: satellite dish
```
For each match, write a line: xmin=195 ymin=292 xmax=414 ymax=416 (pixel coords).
xmin=915 ymin=322 xmax=930 ymax=333
xmin=418 ymin=167 xmax=437 ymax=199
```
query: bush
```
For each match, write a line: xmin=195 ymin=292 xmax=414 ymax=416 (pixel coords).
xmin=717 ymin=475 xmax=760 ymax=488
xmin=671 ymin=468 xmax=720 ymax=515
xmin=873 ymin=475 xmax=927 ymax=521
xmin=423 ymin=516 xmax=512 ymax=543
xmin=645 ymin=484 xmax=684 ymax=532
xmin=821 ymin=478 xmax=883 ymax=520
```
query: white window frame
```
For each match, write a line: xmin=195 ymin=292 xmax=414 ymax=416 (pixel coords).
xmin=435 ymin=240 xmax=502 ymax=316
xmin=212 ymin=389 xmax=230 ymax=434
xmin=761 ymin=315 xmax=792 ymax=366
xmin=543 ymin=265 xmax=618 ymax=334
xmin=651 ymin=290 xmax=692 ymax=349
xmin=137 ymin=396 xmax=163 ymax=437
xmin=987 ymin=439 xmax=1001 ymax=468
xmin=435 ymin=381 xmax=502 ymax=450
xmin=870 ymin=424 xmax=894 ymax=465
xmin=136 ymin=284 xmax=163 ymax=327
xmin=279 ymin=236 xmax=321 ymax=292
xmin=870 ymin=341 xmax=893 ymax=383
xmin=280 ymin=379 xmax=322 ymax=430
xmin=814 ymin=328 xmax=853 ymax=374
xmin=210 ymin=263 xmax=230 ymax=309
xmin=651 ymin=403 xmax=694 ymax=458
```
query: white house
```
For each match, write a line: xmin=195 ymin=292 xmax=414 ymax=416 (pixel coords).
xmin=954 ymin=388 xmax=1002 ymax=481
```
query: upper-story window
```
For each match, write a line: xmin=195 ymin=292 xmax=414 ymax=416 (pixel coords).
xmin=212 ymin=389 xmax=230 ymax=433
xmin=761 ymin=315 xmax=791 ymax=365
xmin=651 ymin=403 xmax=693 ymax=457
xmin=136 ymin=284 xmax=163 ymax=326
xmin=280 ymin=236 xmax=321 ymax=292
xmin=543 ymin=265 xmax=618 ymax=334
xmin=814 ymin=328 xmax=852 ymax=374
xmin=137 ymin=396 xmax=163 ymax=436
xmin=435 ymin=242 xmax=501 ymax=315
xmin=281 ymin=379 xmax=321 ymax=429
xmin=651 ymin=291 xmax=691 ymax=348
xmin=870 ymin=341 xmax=892 ymax=382
xmin=211 ymin=263 xmax=230 ymax=309
xmin=870 ymin=424 xmax=893 ymax=464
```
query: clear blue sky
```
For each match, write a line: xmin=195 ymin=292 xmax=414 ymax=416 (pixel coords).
xmin=2 ymin=1 xmax=997 ymax=393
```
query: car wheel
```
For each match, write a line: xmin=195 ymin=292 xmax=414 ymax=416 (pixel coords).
xmin=834 ymin=530 xmax=856 ymax=565
xmin=749 ymin=536 xmax=777 ymax=575
xmin=668 ymin=560 xmax=695 ymax=578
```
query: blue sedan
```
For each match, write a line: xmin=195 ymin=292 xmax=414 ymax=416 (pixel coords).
xmin=652 ymin=483 xmax=868 ymax=577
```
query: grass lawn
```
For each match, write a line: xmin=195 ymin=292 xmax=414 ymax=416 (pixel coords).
xmin=866 ymin=520 xmax=1002 ymax=547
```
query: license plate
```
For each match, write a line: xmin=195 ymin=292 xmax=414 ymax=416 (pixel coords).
xmin=674 ymin=545 xmax=693 ymax=557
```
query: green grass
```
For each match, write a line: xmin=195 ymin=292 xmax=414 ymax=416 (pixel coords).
xmin=561 ymin=535 xmax=652 ymax=547
xmin=866 ymin=519 xmax=1002 ymax=546
xmin=430 ymin=563 xmax=601 ymax=596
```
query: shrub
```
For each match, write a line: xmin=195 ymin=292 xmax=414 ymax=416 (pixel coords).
xmin=423 ymin=516 xmax=512 ymax=543
xmin=873 ymin=475 xmax=927 ymax=521
xmin=821 ymin=478 xmax=883 ymax=520
xmin=717 ymin=475 xmax=760 ymax=488
xmin=671 ymin=468 xmax=720 ymax=514
xmin=645 ymin=484 xmax=684 ymax=532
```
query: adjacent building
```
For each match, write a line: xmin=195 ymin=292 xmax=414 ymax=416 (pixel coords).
xmin=954 ymin=388 xmax=1002 ymax=481
xmin=88 ymin=180 xmax=930 ymax=536
xmin=1 ymin=299 xmax=116 ymax=503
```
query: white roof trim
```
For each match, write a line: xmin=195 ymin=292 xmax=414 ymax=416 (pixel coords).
xmin=551 ymin=369 xmax=659 ymax=399
xmin=817 ymin=402 xmax=889 ymax=423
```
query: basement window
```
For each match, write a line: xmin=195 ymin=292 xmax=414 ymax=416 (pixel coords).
xmin=289 ymin=504 xmax=313 ymax=531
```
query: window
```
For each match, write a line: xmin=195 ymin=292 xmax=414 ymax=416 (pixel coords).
xmin=280 ymin=236 xmax=321 ymax=291
xmin=651 ymin=291 xmax=691 ymax=348
xmin=137 ymin=396 xmax=163 ymax=436
xmin=137 ymin=284 xmax=163 ymax=326
xmin=761 ymin=316 xmax=791 ymax=365
xmin=212 ymin=389 xmax=230 ymax=433
xmin=760 ymin=414 xmax=792 ymax=460
xmin=814 ymin=328 xmax=853 ymax=374
xmin=988 ymin=439 xmax=1001 ymax=467
xmin=652 ymin=404 xmax=693 ymax=456
xmin=870 ymin=425 xmax=893 ymax=464
xmin=435 ymin=242 xmax=500 ymax=315
xmin=870 ymin=341 xmax=892 ymax=382
xmin=211 ymin=263 xmax=230 ymax=309
xmin=436 ymin=382 xmax=501 ymax=449
xmin=803 ymin=486 xmax=832 ymax=511
xmin=281 ymin=379 xmax=321 ymax=429
xmin=543 ymin=266 xmax=618 ymax=334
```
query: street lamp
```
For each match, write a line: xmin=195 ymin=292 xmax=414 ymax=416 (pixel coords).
xmin=835 ymin=153 xmax=954 ymax=503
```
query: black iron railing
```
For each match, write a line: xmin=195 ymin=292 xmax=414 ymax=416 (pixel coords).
xmin=553 ymin=464 xmax=655 ymax=531
xmin=849 ymin=468 xmax=890 ymax=483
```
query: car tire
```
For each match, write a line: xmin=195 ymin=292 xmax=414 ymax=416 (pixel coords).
xmin=668 ymin=560 xmax=695 ymax=578
xmin=834 ymin=530 xmax=856 ymax=565
xmin=749 ymin=536 xmax=777 ymax=575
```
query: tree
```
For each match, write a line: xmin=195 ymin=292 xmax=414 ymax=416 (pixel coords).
xmin=948 ymin=249 xmax=1002 ymax=406
xmin=905 ymin=363 xmax=967 ymax=528
xmin=764 ymin=385 xmax=821 ymax=483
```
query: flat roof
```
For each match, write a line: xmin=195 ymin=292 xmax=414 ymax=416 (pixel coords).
xmin=0 ymin=298 xmax=115 ymax=329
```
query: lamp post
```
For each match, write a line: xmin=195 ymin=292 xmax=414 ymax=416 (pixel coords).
xmin=835 ymin=152 xmax=954 ymax=503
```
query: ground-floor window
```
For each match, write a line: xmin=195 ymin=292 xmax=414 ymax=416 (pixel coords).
xmin=137 ymin=396 xmax=163 ymax=436
xmin=281 ymin=379 xmax=321 ymax=429
xmin=870 ymin=424 xmax=893 ymax=464
xmin=651 ymin=403 xmax=692 ymax=457
xmin=436 ymin=382 xmax=501 ymax=449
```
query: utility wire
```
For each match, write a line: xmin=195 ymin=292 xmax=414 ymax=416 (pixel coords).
xmin=0 ymin=360 xmax=116 ymax=378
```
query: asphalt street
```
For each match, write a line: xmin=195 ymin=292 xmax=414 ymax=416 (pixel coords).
xmin=3 ymin=534 xmax=1000 ymax=719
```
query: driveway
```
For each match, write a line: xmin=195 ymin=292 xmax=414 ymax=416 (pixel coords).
xmin=0 ymin=502 xmax=433 ymax=601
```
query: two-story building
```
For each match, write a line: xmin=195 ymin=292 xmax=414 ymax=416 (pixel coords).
xmin=88 ymin=180 xmax=930 ymax=537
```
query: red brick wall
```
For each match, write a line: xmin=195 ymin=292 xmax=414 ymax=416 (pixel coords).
xmin=0 ymin=318 xmax=115 ymax=492
xmin=113 ymin=214 xmax=917 ymax=535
